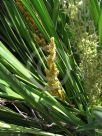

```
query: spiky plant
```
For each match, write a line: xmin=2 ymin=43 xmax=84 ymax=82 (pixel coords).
xmin=0 ymin=0 xmax=102 ymax=135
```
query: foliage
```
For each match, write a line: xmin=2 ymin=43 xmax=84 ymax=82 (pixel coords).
xmin=0 ymin=0 xmax=102 ymax=135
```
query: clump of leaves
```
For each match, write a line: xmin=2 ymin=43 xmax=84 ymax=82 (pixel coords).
xmin=0 ymin=0 xmax=102 ymax=136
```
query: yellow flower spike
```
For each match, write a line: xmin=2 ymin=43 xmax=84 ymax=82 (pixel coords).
xmin=45 ymin=37 xmax=65 ymax=101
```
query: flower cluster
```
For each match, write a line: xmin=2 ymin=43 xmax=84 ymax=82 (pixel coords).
xmin=78 ymin=33 xmax=102 ymax=104
xmin=45 ymin=37 xmax=65 ymax=100
xmin=68 ymin=4 xmax=78 ymax=20
xmin=15 ymin=0 xmax=46 ymax=47
xmin=67 ymin=1 xmax=102 ymax=105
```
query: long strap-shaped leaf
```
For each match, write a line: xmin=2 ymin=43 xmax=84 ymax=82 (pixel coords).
xmin=89 ymin=0 xmax=100 ymax=26
xmin=99 ymin=3 xmax=102 ymax=45
xmin=0 ymin=121 xmax=62 ymax=136
xmin=0 ymin=42 xmax=45 ymax=89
